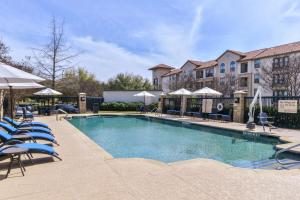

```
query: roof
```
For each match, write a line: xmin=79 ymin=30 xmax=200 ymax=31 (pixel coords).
xmin=187 ymin=60 xmax=203 ymax=66
xmin=195 ymin=60 xmax=218 ymax=70
xmin=216 ymin=50 xmax=246 ymax=60
xmin=253 ymin=41 xmax=300 ymax=59
xmin=162 ymin=69 xmax=182 ymax=77
xmin=239 ymin=49 xmax=267 ymax=62
xmin=148 ymin=64 xmax=174 ymax=70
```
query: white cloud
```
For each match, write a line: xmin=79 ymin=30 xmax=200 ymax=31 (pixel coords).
xmin=284 ymin=2 xmax=300 ymax=17
xmin=71 ymin=36 xmax=157 ymax=81
xmin=189 ymin=6 xmax=203 ymax=43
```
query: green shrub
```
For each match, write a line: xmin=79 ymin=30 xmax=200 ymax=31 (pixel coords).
xmin=100 ymin=102 xmax=144 ymax=111
xmin=148 ymin=102 xmax=158 ymax=111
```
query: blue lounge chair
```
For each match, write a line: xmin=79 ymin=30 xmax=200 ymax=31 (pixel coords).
xmin=0 ymin=122 xmax=53 ymax=136
xmin=0 ymin=141 xmax=61 ymax=161
xmin=221 ymin=109 xmax=233 ymax=122
xmin=3 ymin=116 xmax=50 ymax=129
xmin=258 ymin=112 xmax=277 ymax=132
xmin=0 ymin=130 xmax=58 ymax=145
xmin=167 ymin=110 xmax=180 ymax=115
xmin=208 ymin=108 xmax=220 ymax=120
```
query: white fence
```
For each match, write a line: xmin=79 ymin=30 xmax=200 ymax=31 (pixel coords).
xmin=103 ymin=90 xmax=162 ymax=105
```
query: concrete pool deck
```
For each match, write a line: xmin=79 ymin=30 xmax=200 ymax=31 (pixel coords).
xmin=1 ymin=115 xmax=300 ymax=199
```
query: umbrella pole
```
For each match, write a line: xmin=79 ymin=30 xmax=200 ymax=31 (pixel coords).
xmin=9 ymin=86 xmax=13 ymax=119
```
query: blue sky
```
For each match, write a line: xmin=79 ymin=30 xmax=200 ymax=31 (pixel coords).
xmin=1 ymin=0 xmax=300 ymax=81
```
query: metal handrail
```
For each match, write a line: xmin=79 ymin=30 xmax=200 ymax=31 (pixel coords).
xmin=56 ymin=109 xmax=69 ymax=121
xmin=275 ymin=143 xmax=300 ymax=165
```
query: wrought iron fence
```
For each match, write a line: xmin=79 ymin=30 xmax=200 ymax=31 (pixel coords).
xmin=186 ymin=97 xmax=234 ymax=115
xmin=86 ymin=96 xmax=104 ymax=111
xmin=244 ymin=96 xmax=300 ymax=129
xmin=162 ymin=97 xmax=181 ymax=113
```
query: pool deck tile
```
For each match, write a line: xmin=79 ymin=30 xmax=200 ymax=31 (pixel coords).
xmin=1 ymin=115 xmax=300 ymax=199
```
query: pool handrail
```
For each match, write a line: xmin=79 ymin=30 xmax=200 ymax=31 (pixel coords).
xmin=275 ymin=143 xmax=300 ymax=165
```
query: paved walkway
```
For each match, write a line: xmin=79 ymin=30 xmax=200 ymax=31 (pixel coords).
xmin=1 ymin=115 xmax=300 ymax=200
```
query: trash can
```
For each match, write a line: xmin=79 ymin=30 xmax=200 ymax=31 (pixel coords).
xmin=92 ymin=103 xmax=99 ymax=113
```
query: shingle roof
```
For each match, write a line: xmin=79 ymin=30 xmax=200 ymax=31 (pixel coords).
xmin=253 ymin=41 xmax=300 ymax=59
xmin=239 ymin=49 xmax=267 ymax=61
xmin=187 ymin=60 xmax=203 ymax=66
xmin=148 ymin=64 xmax=174 ymax=70
xmin=162 ymin=69 xmax=182 ymax=77
xmin=195 ymin=60 xmax=218 ymax=70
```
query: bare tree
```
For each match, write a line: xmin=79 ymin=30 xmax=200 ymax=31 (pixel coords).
xmin=0 ymin=39 xmax=12 ymax=63
xmin=213 ymin=73 xmax=239 ymax=97
xmin=32 ymin=17 xmax=79 ymax=89
xmin=260 ymin=54 xmax=300 ymax=96
xmin=177 ymin=72 xmax=196 ymax=91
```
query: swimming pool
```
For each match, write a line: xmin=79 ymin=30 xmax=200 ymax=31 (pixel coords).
xmin=69 ymin=115 xmax=281 ymax=167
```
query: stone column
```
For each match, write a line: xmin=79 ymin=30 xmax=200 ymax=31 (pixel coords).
xmin=180 ymin=96 xmax=187 ymax=116
xmin=78 ymin=93 xmax=86 ymax=113
xmin=157 ymin=96 xmax=163 ymax=111
xmin=233 ymin=91 xmax=248 ymax=123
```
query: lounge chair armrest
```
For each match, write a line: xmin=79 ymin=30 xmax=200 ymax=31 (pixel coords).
xmin=16 ymin=129 xmax=30 ymax=134
xmin=1 ymin=139 xmax=24 ymax=147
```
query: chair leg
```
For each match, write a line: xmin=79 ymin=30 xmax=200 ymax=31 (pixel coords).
xmin=5 ymin=156 xmax=13 ymax=178
xmin=17 ymin=155 xmax=25 ymax=176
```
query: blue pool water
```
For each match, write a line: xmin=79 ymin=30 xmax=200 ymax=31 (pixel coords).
xmin=69 ymin=116 xmax=280 ymax=167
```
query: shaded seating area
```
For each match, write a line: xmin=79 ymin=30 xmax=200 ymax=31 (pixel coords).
xmin=184 ymin=111 xmax=203 ymax=118
xmin=167 ymin=109 xmax=181 ymax=115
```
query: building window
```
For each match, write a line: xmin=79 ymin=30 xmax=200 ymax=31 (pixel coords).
xmin=230 ymin=61 xmax=236 ymax=72
xmin=273 ymin=56 xmax=289 ymax=68
xmin=220 ymin=77 xmax=225 ymax=85
xmin=254 ymin=74 xmax=260 ymax=84
xmin=205 ymin=81 xmax=213 ymax=87
xmin=241 ymin=63 xmax=248 ymax=73
xmin=274 ymin=90 xmax=288 ymax=96
xmin=253 ymin=88 xmax=258 ymax=95
xmin=230 ymin=75 xmax=236 ymax=85
xmin=205 ymin=68 xmax=214 ymax=77
xmin=196 ymin=82 xmax=203 ymax=89
xmin=220 ymin=63 xmax=225 ymax=73
xmin=240 ymin=77 xmax=248 ymax=87
xmin=254 ymin=59 xmax=260 ymax=68
xmin=196 ymin=69 xmax=204 ymax=79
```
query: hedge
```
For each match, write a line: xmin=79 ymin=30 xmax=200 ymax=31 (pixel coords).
xmin=244 ymin=106 xmax=300 ymax=129
xmin=100 ymin=102 xmax=158 ymax=111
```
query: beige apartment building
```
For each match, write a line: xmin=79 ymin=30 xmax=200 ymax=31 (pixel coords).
xmin=149 ymin=41 xmax=300 ymax=96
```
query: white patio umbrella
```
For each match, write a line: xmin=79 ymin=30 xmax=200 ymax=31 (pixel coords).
xmin=193 ymin=87 xmax=222 ymax=114
xmin=133 ymin=91 xmax=155 ymax=105
xmin=193 ymin=87 xmax=222 ymax=96
xmin=169 ymin=88 xmax=192 ymax=116
xmin=34 ymin=88 xmax=62 ymax=96
xmin=169 ymin=88 xmax=192 ymax=96
xmin=34 ymin=88 xmax=63 ymax=106
xmin=0 ymin=63 xmax=45 ymax=118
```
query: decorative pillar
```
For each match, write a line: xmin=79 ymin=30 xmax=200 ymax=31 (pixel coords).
xmin=78 ymin=93 xmax=86 ymax=113
xmin=233 ymin=91 xmax=248 ymax=123
xmin=180 ymin=96 xmax=187 ymax=116
xmin=158 ymin=95 xmax=163 ymax=111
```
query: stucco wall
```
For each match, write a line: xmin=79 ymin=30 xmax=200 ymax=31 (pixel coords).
xmin=103 ymin=91 xmax=162 ymax=105
xmin=152 ymin=68 xmax=171 ymax=89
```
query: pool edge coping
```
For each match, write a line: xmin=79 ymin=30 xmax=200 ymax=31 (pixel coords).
xmin=66 ymin=113 xmax=300 ymax=169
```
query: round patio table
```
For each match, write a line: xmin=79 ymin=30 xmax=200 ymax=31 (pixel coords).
xmin=1 ymin=146 xmax=28 ymax=178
